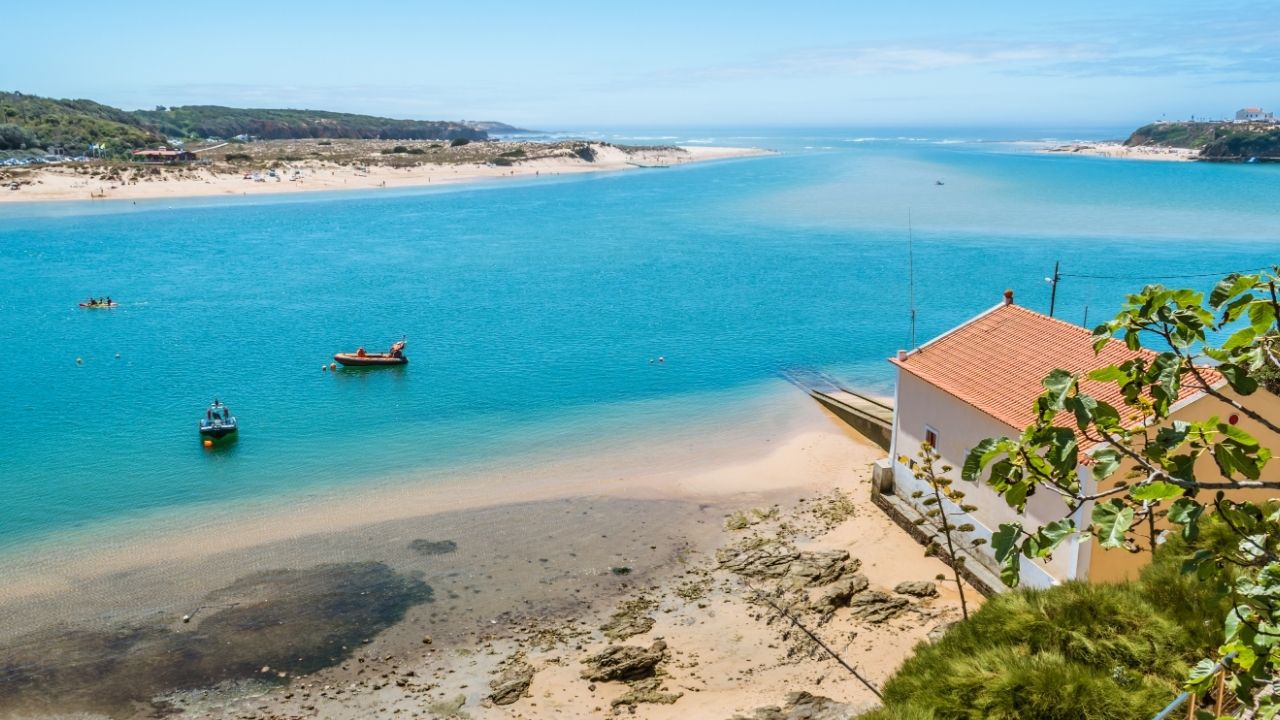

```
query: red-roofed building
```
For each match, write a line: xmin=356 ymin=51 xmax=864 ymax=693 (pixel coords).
xmin=885 ymin=290 xmax=1277 ymax=586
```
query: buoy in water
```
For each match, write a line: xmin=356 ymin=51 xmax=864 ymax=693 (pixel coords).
xmin=330 ymin=362 xmax=337 ymax=371
xmin=322 ymin=364 xmax=328 ymax=371
xmin=76 ymin=357 xmax=83 ymax=364
xmin=202 ymin=439 xmax=214 ymax=448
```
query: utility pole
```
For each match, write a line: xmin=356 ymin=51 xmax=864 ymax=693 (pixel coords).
xmin=1047 ymin=260 xmax=1061 ymax=318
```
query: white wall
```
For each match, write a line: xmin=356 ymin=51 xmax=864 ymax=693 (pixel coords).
xmin=891 ymin=370 xmax=1083 ymax=587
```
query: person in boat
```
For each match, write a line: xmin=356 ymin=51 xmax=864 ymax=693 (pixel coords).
xmin=222 ymin=407 xmax=230 ymax=420
xmin=105 ymin=296 xmax=112 ymax=305
xmin=356 ymin=347 xmax=367 ymax=357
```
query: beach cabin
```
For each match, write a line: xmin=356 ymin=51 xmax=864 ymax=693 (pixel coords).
xmin=130 ymin=148 xmax=197 ymax=164
xmin=884 ymin=290 xmax=1280 ymax=587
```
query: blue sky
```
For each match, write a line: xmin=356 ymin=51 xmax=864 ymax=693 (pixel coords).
xmin=4 ymin=0 xmax=1277 ymax=127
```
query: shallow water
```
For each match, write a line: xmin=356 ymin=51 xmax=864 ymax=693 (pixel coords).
xmin=1 ymin=126 xmax=1277 ymax=553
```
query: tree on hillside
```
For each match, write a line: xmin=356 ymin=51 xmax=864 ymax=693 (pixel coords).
xmin=963 ymin=268 xmax=1280 ymax=712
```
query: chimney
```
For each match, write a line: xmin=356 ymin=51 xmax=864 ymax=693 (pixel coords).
xmin=1003 ymin=289 xmax=1014 ymax=306
xmin=896 ymin=349 xmax=908 ymax=361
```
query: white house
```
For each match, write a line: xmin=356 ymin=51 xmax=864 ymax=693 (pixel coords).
xmin=883 ymin=290 xmax=1273 ymax=587
xmin=1235 ymin=107 xmax=1276 ymax=123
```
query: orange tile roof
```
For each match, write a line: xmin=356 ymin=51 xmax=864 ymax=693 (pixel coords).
xmin=889 ymin=299 xmax=1217 ymax=435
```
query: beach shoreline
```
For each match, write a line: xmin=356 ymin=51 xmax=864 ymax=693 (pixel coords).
xmin=0 ymin=394 xmax=976 ymax=719
xmin=0 ymin=144 xmax=772 ymax=204
xmin=1041 ymin=141 xmax=1196 ymax=161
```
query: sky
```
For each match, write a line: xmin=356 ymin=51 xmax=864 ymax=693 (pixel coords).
xmin=4 ymin=0 xmax=1278 ymax=128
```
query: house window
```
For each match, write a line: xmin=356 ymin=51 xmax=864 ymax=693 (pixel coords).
xmin=924 ymin=426 xmax=939 ymax=450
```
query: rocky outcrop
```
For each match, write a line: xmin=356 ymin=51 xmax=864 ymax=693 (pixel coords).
xmin=894 ymin=580 xmax=938 ymax=598
xmin=717 ymin=546 xmax=800 ymax=578
xmin=601 ymin=598 xmax=657 ymax=640
xmin=611 ymin=677 xmax=683 ymax=708
xmin=730 ymin=691 xmax=856 ymax=720
xmin=847 ymin=591 xmax=910 ymax=623
xmin=812 ymin=574 xmax=870 ymax=613
xmin=927 ymin=621 xmax=958 ymax=643
xmin=580 ymin=640 xmax=668 ymax=682
xmin=787 ymin=551 xmax=858 ymax=588
xmin=488 ymin=652 xmax=535 ymax=706
xmin=717 ymin=545 xmax=858 ymax=590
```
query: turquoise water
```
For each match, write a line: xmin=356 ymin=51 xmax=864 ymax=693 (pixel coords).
xmin=2 ymin=127 xmax=1277 ymax=551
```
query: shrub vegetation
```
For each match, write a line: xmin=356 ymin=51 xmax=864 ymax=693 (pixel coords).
xmin=859 ymin=541 xmax=1224 ymax=720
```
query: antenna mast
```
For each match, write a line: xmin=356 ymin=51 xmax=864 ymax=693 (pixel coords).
xmin=908 ymin=208 xmax=917 ymax=349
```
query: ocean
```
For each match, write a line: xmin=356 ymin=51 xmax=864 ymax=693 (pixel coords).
xmin=1 ymin=126 xmax=1277 ymax=555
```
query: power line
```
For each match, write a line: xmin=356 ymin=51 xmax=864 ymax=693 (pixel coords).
xmin=1058 ymin=266 xmax=1272 ymax=281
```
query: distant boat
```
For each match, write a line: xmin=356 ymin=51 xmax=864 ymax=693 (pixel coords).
xmin=199 ymin=399 xmax=238 ymax=442
xmin=79 ymin=299 xmax=117 ymax=308
xmin=334 ymin=339 xmax=408 ymax=367
xmin=935 ymin=180 xmax=945 ymax=186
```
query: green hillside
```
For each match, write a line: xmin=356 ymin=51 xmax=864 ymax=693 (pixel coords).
xmin=0 ymin=91 xmax=160 ymax=151
xmin=1125 ymin=121 xmax=1280 ymax=161
xmin=0 ymin=91 xmax=489 ymax=154
xmin=132 ymin=106 xmax=485 ymax=142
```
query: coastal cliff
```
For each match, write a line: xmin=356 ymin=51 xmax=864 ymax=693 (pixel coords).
xmin=1124 ymin=121 xmax=1280 ymax=161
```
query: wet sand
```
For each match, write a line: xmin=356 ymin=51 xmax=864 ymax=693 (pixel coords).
xmin=0 ymin=398 xmax=970 ymax=719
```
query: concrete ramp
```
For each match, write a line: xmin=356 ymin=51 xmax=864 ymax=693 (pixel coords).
xmin=780 ymin=370 xmax=893 ymax=450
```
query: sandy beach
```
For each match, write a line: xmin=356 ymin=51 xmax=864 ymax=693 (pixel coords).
xmin=1042 ymin=141 xmax=1197 ymax=161
xmin=0 ymin=144 xmax=771 ymax=204
xmin=0 ymin=395 xmax=973 ymax=719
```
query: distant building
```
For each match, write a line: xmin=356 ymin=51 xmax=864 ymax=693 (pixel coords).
xmin=130 ymin=148 xmax=197 ymax=164
xmin=885 ymin=291 xmax=1280 ymax=587
xmin=1235 ymin=107 xmax=1276 ymax=123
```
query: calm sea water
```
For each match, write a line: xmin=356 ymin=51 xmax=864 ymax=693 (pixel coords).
xmin=1 ymin=127 xmax=1277 ymax=552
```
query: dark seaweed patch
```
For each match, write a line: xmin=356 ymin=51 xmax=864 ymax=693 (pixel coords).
xmin=0 ymin=561 xmax=431 ymax=718
xmin=409 ymin=539 xmax=458 ymax=556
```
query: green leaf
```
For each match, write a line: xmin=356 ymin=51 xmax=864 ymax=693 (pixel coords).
xmin=992 ymin=524 xmax=1023 ymax=587
xmin=1091 ymin=499 xmax=1134 ymax=549
xmin=1024 ymin=519 xmax=1076 ymax=558
xmin=1090 ymin=448 xmax=1121 ymax=482
xmin=1130 ymin=481 xmax=1185 ymax=502
xmin=1041 ymin=369 xmax=1076 ymax=410
xmin=1086 ymin=366 xmax=1127 ymax=383
xmin=1168 ymin=497 xmax=1204 ymax=542
xmin=1180 ymin=548 xmax=1213 ymax=575
xmin=1214 ymin=434 xmax=1268 ymax=481
xmin=1003 ymin=481 xmax=1029 ymax=512
xmin=962 ymin=438 xmax=1005 ymax=482
xmin=1091 ymin=401 xmax=1122 ymax=431
xmin=1209 ymin=273 xmax=1257 ymax=308
xmin=1248 ymin=299 xmax=1277 ymax=334
xmin=1222 ymin=326 xmax=1257 ymax=351
xmin=1185 ymin=658 xmax=1219 ymax=692
xmin=1218 ymin=363 xmax=1259 ymax=395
